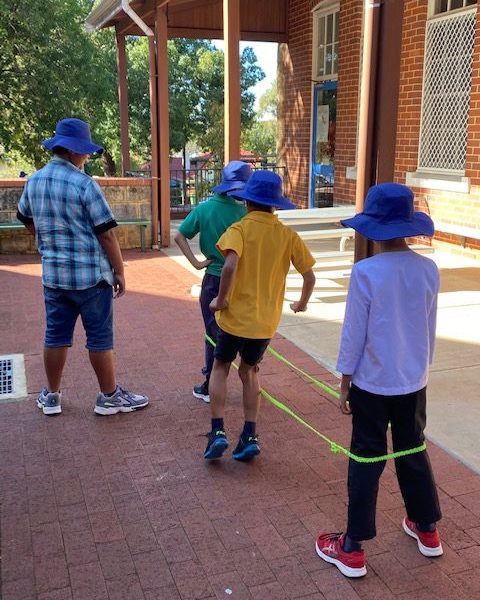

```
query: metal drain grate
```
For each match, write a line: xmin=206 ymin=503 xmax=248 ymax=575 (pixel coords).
xmin=0 ymin=358 xmax=13 ymax=395
xmin=0 ymin=354 xmax=27 ymax=401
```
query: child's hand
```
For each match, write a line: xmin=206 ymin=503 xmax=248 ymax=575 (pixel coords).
xmin=290 ymin=301 xmax=307 ymax=313
xmin=340 ymin=389 xmax=351 ymax=415
xmin=195 ymin=258 xmax=212 ymax=270
xmin=209 ymin=296 xmax=227 ymax=313
xmin=113 ymin=273 xmax=126 ymax=298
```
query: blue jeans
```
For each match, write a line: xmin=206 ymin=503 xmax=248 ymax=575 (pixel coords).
xmin=199 ymin=273 xmax=220 ymax=381
xmin=44 ymin=281 xmax=113 ymax=351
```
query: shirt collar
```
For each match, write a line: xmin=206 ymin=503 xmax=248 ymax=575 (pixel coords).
xmin=244 ymin=210 xmax=279 ymax=224
xmin=210 ymin=193 xmax=241 ymax=205
xmin=50 ymin=156 xmax=83 ymax=173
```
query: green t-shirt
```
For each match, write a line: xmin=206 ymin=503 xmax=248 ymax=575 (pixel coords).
xmin=178 ymin=193 xmax=247 ymax=276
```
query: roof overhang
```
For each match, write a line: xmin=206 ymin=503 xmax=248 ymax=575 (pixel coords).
xmin=86 ymin=0 xmax=288 ymax=43
xmin=85 ymin=0 xmax=123 ymax=32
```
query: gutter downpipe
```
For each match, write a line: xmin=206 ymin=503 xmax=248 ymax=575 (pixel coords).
xmin=354 ymin=0 xmax=382 ymax=262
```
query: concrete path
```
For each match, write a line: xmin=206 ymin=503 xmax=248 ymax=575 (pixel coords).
xmin=165 ymin=228 xmax=480 ymax=474
xmin=1 ymin=249 xmax=479 ymax=600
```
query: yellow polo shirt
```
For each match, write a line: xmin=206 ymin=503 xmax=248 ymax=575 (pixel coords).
xmin=216 ymin=211 xmax=315 ymax=339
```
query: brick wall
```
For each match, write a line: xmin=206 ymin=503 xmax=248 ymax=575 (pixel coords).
xmin=280 ymin=0 xmax=480 ymax=253
xmin=278 ymin=0 xmax=315 ymax=208
xmin=279 ymin=0 xmax=362 ymax=208
xmin=394 ymin=0 xmax=480 ymax=253
xmin=0 ymin=178 xmax=152 ymax=254
xmin=334 ymin=0 xmax=363 ymax=205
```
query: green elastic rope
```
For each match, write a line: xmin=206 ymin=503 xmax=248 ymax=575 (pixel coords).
xmin=205 ymin=334 xmax=426 ymax=463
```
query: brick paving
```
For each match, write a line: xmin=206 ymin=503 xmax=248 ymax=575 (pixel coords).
xmin=1 ymin=250 xmax=480 ymax=600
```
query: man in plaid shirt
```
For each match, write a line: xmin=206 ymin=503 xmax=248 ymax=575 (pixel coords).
xmin=17 ymin=118 xmax=148 ymax=416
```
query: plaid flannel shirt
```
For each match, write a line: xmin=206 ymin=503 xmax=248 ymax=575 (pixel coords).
xmin=17 ymin=157 xmax=117 ymax=290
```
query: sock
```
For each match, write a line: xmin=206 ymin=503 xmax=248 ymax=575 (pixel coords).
xmin=241 ymin=421 xmax=256 ymax=440
xmin=104 ymin=386 xmax=118 ymax=397
xmin=343 ymin=535 xmax=362 ymax=553
xmin=211 ymin=418 xmax=224 ymax=432
xmin=417 ymin=522 xmax=436 ymax=533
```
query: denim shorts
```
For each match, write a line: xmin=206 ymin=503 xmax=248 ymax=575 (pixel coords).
xmin=214 ymin=328 xmax=270 ymax=366
xmin=44 ymin=281 xmax=113 ymax=351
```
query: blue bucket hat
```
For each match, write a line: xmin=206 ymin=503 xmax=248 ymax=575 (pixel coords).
xmin=341 ymin=183 xmax=434 ymax=241
xmin=212 ymin=160 xmax=252 ymax=194
xmin=42 ymin=118 xmax=104 ymax=155
xmin=228 ymin=170 xmax=296 ymax=210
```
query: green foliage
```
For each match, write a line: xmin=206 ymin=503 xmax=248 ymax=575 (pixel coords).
xmin=0 ymin=0 xmax=118 ymax=170
xmin=242 ymin=80 xmax=278 ymax=159
xmin=0 ymin=0 xmax=265 ymax=173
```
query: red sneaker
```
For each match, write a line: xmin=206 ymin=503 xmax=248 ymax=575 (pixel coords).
xmin=315 ymin=533 xmax=367 ymax=578
xmin=402 ymin=517 xmax=443 ymax=557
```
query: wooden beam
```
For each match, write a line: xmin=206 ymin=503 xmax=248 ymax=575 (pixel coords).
xmin=148 ymin=37 xmax=160 ymax=249
xmin=223 ymin=0 xmax=241 ymax=162
xmin=168 ymin=27 xmax=287 ymax=42
xmin=355 ymin=0 xmax=380 ymax=262
xmin=115 ymin=32 xmax=131 ymax=175
xmin=156 ymin=6 xmax=171 ymax=247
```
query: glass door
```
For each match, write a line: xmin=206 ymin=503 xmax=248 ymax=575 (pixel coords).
xmin=309 ymin=81 xmax=337 ymax=208
xmin=310 ymin=80 xmax=337 ymax=208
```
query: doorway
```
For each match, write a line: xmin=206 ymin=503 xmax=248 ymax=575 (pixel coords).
xmin=310 ymin=80 xmax=337 ymax=208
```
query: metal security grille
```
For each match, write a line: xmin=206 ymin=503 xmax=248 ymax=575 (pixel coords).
xmin=418 ymin=10 xmax=476 ymax=172
xmin=0 ymin=358 xmax=13 ymax=395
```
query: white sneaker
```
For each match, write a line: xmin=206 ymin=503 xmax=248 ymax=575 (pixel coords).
xmin=37 ymin=388 xmax=62 ymax=415
xmin=94 ymin=385 xmax=149 ymax=415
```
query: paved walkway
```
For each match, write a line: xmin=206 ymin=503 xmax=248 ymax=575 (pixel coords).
xmin=1 ymin=250 xmax=480 ymax=600
xmin=165 ymin=228 xmax=480 ymax=473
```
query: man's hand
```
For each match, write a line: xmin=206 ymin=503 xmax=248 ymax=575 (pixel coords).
xmin=290 ymin=301 xmax=307 ymax=313
xmin=113 ymin=273 xmax=126 ymax=298
xmin=209 ymin=296 xmax=227 ymax=313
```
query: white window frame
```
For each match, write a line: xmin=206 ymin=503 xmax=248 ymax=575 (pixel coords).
xmin=406 ymin=0 xmax=476 ymax=193
xmin=428 ymin=0 xmax=477 ymax=18
xmin=312 ymin=1 xmax=340 ymax=82
xmin=309 ymin=1 xmax=340 ymax=204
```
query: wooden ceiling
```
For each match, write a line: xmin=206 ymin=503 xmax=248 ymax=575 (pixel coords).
xmin=96 ymin=0 xmax=288 ymax=42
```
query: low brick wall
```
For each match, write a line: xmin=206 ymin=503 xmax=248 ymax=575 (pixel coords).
xmin=0 ymin=177 xmax=152 ymax=254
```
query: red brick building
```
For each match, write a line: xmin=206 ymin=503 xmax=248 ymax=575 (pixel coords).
xmin=279 ymin=0 xmax=480 ymax=253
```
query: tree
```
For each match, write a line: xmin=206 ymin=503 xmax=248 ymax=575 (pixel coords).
xmin=0 ymin=0 xmax=265 ymax=173
xmin=0 ymin=0 xmax=119 ymax=172
xmin=192 ymin=45 xmax=265 ymax=161
xmin=127 ymin=39 xmax=265 ymax=163
xmin=242 ymin=80 xmax=278 ymax=160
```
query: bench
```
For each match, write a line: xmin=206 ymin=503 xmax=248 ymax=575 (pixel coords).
xmin=116 ymin=219 xmax=150 ymax=252
xmin=435 ymin=222 xmax=480 ymax=247
xmin=0 ymin=219 xmax=151 ymax=251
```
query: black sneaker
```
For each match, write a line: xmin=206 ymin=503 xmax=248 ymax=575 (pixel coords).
xmin=204 ymin=430 xmax=229 ymax=460
xmin=232 ymin=435 xmax=260 ymax=461
xmin=193 ymin=381 xmax=210 ymax=403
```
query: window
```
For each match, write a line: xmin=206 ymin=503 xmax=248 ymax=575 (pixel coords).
xmin=312 ymin=3 xmax=339 ymax=81
xmin=431 ymin=0 xmax=476 ymax=16
xmin=418 ymin=3 xmax=476 ymax=173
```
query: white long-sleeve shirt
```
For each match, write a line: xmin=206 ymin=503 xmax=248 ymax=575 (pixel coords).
xmin=337 ymin=250 xmax=439 ymax=396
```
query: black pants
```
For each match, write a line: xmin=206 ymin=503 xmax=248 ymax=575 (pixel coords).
xmin=199 ymin=273 xmax=220 ymax=381
xmin=347 ymin=384 xmax=441 ymax=541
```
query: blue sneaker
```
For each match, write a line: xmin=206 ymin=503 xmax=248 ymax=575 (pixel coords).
xmin=232 ymin=435 xmax=260 ymax=461
xmin=204 ymin=430 xmax=229 ymax=460
xmin=37 ymin=388 xmax=62 ymax=416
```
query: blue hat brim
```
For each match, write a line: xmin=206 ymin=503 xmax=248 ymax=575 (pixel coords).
xmin=341 ymin=211 xmax=434 ymax=241
xmin=212 ymin=180 xmax=246 ymax=194
xmin=228 ymin=189 xmax=296 ymax=210
xmin=42 ymin=135 xmax=104 ymax=155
